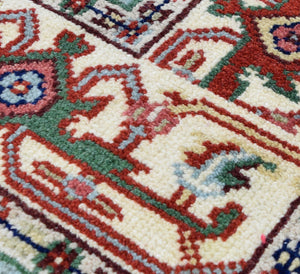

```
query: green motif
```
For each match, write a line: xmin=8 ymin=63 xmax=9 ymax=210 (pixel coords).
xmin=0 ymin=32 xmax=133 ymax=174
xmin=207 ymin=0 xmax=289 ymax=18
xmin=105 ymin=0 xmax=145 ymax=12
xmin=230 ymin=65 xmax=300 ymax=102
xmin=107 ymin=173 xmax=243 ymax=237
xmin=0 ymin=252 xmax=30 ymax=274
xmin=199 ymin=29 xmax=250 ymax=89
xmin=1 ymin=30 xmax=244 ymax=239
xmin=60 ymin=0 xmax=143 ymax=14
xmin=217 ymin=156 xmax=277 ymax=188
xmin=60 ymin=0 xmax=98 ymax=16
xmin=32 ymin=239 xmax=84 ymax=274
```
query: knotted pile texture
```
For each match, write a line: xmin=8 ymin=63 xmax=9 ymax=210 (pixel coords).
xmin=0 ymin=0 xmax=299 ymax=273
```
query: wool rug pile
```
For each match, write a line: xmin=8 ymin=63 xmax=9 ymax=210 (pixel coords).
xmin=0 ymin=0 xmax=299 ymax=273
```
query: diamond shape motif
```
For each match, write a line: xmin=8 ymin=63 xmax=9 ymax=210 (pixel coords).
xmin=0 ymin=60 xmax=59 ymax=117
xmin=256 ymin=16 xmax=300 ymax=62
xmin=33 ymin=0 xmax=200 ymax=57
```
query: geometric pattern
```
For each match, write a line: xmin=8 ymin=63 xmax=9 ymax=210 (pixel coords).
xmin=0 ymin=60 xmax=59 ymax=117
xmin=150 ymin=0 xmax=300 ymax=135
xmin=33 ymin=0 xmax=201 ymax=57
xmin=0 ymin=0 xmax=299 ymax=273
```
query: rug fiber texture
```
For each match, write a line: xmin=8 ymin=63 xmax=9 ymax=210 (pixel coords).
xmin=0 ymin=0 xmax=299 ymax=273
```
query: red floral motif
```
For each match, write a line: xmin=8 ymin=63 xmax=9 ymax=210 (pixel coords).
xmin=68 ymin=178 xmax=92 ymax=198
xmin=207 ymin=0 xmax=300 ymax=100
xmin=10 ymin=80 xmax=32 ymax=95
xmin=117 ymin=21 xmax=149 ymax=44
xmin=272 ymin=22 xmax=300 ymax=54
xmin=63 ymin=0 xmax=88 ymax=13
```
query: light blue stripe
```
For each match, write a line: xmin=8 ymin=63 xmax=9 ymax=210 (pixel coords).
xmin=6 ymin=126 xmax=27 ymax=143
xmin=74 ymin=67 xmax=143 ymax=100
xmin=0 ymin=10 xmax=36 ymax=52
xmin=155 ymin=30 xmax=241 ymax=64
xmin=173 ymin=149 xmax=256 ymax=199
xmin=0 ymin=261 xmax=22 ymax=274
xmin=118 ymin=125 xmax=146 ymax=149
xmin=6 ymin=129 xmax=163 ymax=274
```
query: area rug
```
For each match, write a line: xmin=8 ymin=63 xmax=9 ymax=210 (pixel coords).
xmin=0 ymin=0 xmax=299 ymax=273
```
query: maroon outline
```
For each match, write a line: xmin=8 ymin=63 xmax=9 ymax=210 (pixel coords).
xmin=1 ymin=123 xmax=170 ymax=274
xmin=0 ymin=186 xmax=131 ymax=274
xmin=30 ymin=0 xmax=202 ymax=58
xmin=1 ymin=187 xmax=299 ymax=273
xmin=242 ymin=196 xmax=300 ymax=273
